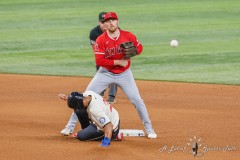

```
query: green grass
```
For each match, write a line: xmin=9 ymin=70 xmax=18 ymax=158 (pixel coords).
xmin=0 ymin=0 xmax=240 ymax=84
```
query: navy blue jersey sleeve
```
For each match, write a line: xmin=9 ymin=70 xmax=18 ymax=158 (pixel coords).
xmin=89 ymin=25 xmax=103 ymax=45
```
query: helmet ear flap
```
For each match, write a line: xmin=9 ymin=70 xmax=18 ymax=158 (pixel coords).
xmin=67 ymin=92 xmax=84 ymax=110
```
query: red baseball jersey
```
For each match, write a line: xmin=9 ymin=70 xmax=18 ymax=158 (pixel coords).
xmin=94 ymin=29 xmax=143 ymax=74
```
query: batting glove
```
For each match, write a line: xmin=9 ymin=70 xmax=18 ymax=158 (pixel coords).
xmin=101 ymin=137 xmax=110 ymax=147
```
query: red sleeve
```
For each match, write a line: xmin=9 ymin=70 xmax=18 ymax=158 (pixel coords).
xmin=136 ymin=40 xmax=143 ymax=55
xmin=95 ymin=54 xmax=114 ymax=66
xmin=94 ymin=36 xmax=114 ymax=66
xmin=127 ymin=32 xmax=143 ymax=55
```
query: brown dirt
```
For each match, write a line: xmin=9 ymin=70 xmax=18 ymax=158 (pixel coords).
xmin=0 ymin=74 xmax=239 ymax=160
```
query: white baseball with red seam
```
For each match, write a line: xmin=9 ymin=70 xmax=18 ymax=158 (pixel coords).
xmin=170 ymin=40 xmax=179 ymax=47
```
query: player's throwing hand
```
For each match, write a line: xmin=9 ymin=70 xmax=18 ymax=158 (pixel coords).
xmin=114 ymin=60 xmax=128 ymax=67
xmin=101 ymin=137 xmax=111 ymax=147
xmin=59 ymin=93 xmax=67 ymax=101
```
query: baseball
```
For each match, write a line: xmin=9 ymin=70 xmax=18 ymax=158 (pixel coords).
xmin=170 ymin=40 xmax=179 ymax=47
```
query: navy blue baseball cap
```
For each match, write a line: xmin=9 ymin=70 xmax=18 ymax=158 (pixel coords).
xmin=99 ymin=11 xmax=107 ymax=22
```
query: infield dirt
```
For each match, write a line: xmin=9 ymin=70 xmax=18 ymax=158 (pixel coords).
xmin=0 ymin=74 xmax=239 ymax=160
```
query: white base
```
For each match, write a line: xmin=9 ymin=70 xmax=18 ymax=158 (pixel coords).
xmin=119 ymin=129 xmax=145 ymax=137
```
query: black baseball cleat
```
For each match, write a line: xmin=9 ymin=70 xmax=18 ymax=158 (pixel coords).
xmin=107 ymin=96 xmax=116 ymax=104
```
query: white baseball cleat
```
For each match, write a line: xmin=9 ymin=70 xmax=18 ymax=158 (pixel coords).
xmin=147 ymin=131 xmax=157 ymax=139
xmin=60 ymin=127 xmax=73 ymax=136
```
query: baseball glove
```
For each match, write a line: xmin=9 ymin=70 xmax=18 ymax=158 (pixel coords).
xmin=120 ymin=41 xmax=138 ymax=59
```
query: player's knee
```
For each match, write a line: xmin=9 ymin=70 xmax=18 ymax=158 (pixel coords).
xmin=77 ymin=132 xmax=88 ymax=141
xmin=130 ymin=96 xmax=143 ymax=105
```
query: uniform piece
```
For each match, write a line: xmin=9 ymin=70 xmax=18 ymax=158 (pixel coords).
xmin=83 ymin=91 xmax=119 ymax=130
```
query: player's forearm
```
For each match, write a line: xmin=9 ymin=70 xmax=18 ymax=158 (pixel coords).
xmin=95 ymin=54 xmax=114 ymax=66
xmin=104 ymin=123 xmax=113 ymax=139
xmin=114 ymin=60 xmax=128 ymax=67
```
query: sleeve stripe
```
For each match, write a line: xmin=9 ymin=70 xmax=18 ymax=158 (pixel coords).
xmin=95 ymin=52 xmax=105 ymax=55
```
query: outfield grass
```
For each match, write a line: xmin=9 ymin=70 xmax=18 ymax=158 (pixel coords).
xmin=0 ymin=0 xmax=239 ymax=84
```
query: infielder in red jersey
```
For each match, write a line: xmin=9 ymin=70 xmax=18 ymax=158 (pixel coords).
xmin=94 ymin=29 xmax=143 ymax=74
xmin=62 ymin=12 xmax=157 ymax=139
xmin=91 ymin=12 xmax=157 ymax=139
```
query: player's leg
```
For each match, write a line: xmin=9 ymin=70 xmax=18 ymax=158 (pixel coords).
xmin=61 ymin=102 xmax=91 ymax=136
xmin=116 ymin=69 xmax=156 ymax=138
xmin=60 ymin=111 xmax=78 ymax=136
xmin=100 ymin=90 xmax=105 ymax=97
xmin=96 ymin=65 xmax=106 ymax=96
xmin=76 ymin=124 xmax=104 ymax=141
xmin=107 ymin=83 xmax=117 ymax=103
xmin=86 ymin=67 xmax=113 ymax=94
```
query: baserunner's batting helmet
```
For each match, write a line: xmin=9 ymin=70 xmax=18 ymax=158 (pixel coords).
xmin=67 ymin=92 xmax=84 ymax=110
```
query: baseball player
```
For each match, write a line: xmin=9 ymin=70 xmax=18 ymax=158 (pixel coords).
xmin=61 ymin=12 xmax=157 ymax=139
xmin=89 ymin=11 xmax=117 ymax=103
xmin=59 ymin=90 xmax=122 ymax=147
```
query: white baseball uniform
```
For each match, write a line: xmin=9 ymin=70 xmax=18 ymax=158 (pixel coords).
xmin=83 ymin=90 xmax=119 ymax=130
